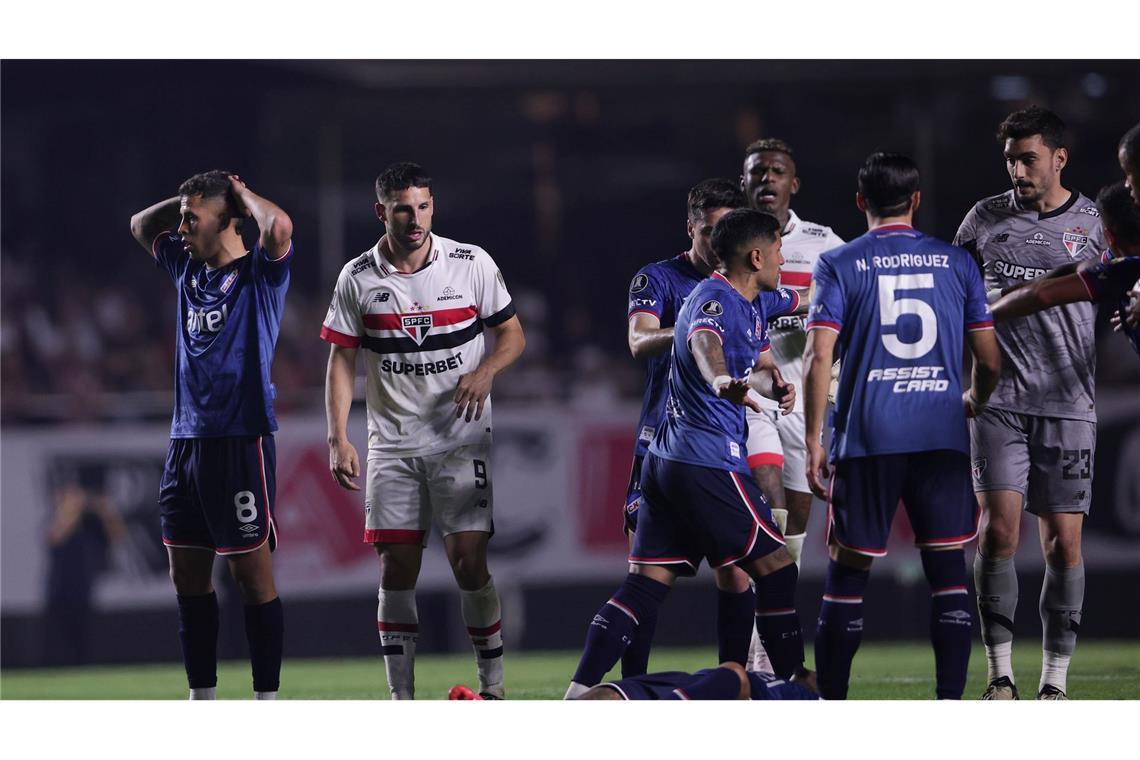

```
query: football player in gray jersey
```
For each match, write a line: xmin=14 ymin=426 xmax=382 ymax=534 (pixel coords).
xmin=953 ymin=106 xmax=1106 ymax=701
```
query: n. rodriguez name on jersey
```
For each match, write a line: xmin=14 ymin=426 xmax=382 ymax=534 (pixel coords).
xmin=321 ymin=234 xmax=515 ymax=457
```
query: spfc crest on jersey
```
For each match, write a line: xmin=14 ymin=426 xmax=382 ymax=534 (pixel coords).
xmin=1063 ymin=228 xmax=1089 ymax=258
xmin=400 ymin=314 xmax=433 ymax=344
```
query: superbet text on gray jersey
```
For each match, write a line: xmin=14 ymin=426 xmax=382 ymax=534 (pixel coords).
xmin=954 ymin=190 xmax=1106 ymax=421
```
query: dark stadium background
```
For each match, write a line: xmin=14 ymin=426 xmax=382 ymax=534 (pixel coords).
xmin=2 ymin=60 xmax=1137 ymax=669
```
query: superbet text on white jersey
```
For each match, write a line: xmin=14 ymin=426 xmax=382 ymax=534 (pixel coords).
xmin=758 ymin=209 xmax=844 ymax=413
xmin=321 ymin=234 xmax=515 ymax=458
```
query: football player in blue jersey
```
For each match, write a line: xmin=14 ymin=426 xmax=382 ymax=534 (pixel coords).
xmin=990 ymin=182 xmax=1140 ymax=357
xmin=130 ymin=171 xmax=294 ymax=699
xmin=620 ymin=179 xmax=800 ymax=680
xmin=565 ymin=209 xmax=805 ymax=698
xmin=574 ymin=661 xmax=818 ymax=700
xmin=802 ymin=153 xmax=1002 ymax=699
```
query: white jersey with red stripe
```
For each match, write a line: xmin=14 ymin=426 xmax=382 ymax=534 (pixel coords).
xmin=759 ymin=209 xmax=844 ymax=412
xmin=321 ymin=234 xmax=516 ymax=458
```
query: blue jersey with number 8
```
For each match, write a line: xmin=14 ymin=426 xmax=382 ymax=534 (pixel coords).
xmin=807 ymin=224 xmax=993 ymax=461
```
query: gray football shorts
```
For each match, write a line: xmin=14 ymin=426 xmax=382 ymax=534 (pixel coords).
xmin=969 ymin=407 xmax=1095 ymax=515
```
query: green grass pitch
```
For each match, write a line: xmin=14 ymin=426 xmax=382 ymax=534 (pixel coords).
xmin=3 ymin=641 xmax=1137 ymax=699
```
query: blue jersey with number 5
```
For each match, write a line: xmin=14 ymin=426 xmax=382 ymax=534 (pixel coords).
xmin=807 ymin=224 xmax=993 ymax=461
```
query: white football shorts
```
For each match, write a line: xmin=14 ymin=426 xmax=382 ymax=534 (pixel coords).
xmin=363 ymin=442 xmax=494 ymax=545
xmin=745 ymin=407 xmax=810 ymax=495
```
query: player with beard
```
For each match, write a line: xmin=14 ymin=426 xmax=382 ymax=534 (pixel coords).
xmin=954 ymin=106 xmax=1107 ymax=700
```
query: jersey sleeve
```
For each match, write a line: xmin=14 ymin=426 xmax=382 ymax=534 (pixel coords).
xmin=686 ymin=296 xmax=729 ymax=345
xmin=757 ymin=287 xmax=800 ymax=321
xmin=826 ymin=229 xmax=846 ymax=250
xmin=952 ymin=205 xmax=983 ymax=271
xmin=254 ymin=239 xmax=294 ymax=287
xmin=319 ymin=266 xmax=363 ymax=348
xmin=961 ymin=251 xmax=995 ymax=331
xmin=627 ymin=265 xmax=668 ymax=320
xmin=152 ymin=231 xmax=189 ymax=282
xmin=805 ymin=255 xmax=843 ymax=333
xmin=1078 ymin=256 xmax=1140 ymax=304
xmin=474 ymin=249 xmax=516 ymax=327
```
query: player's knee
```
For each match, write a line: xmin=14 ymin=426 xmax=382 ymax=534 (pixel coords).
xmin=168 ymin=561 xmax=212 ymax=595
xmin=979 ymin=517 xmax=1019 ymax=557
xmin=713 ymin=565 xmax=751 ymax=593
xmin=450 ymin=556 xmax=490 ymax=591
xmin=1042 ymin=534 xmax=1082 ymax=568
xmin=829 ymin=544 xmax=874 ymax=571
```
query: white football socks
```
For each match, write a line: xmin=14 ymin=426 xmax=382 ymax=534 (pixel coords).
xmin=986 ymin=640 xmax=1014 ymax=683
xmin=377 ymin=587 xmax=418 ymax=700
xmin=189 ymin=687 xmax=216 ymax=700
xmin=1040 ymin=651 xmax=1070 ymax=693
xmin=460 ymin=578 xmax=505 ymax=698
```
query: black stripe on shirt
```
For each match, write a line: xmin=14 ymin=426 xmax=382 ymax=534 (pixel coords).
xmin=361 ymin=319 xmax=484 ymax=355
xmin=482 ymin=301 xmax=516 ymax=328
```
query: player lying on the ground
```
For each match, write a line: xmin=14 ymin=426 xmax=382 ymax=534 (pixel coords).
xmin=578 ymin=662 xmax=818 ymax=700
xmin=990 ymin=182 xmax=1139 ymax=356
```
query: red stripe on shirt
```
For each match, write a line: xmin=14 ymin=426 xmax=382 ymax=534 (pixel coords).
xmin=364 ymin=306 xmax=478 ymax=330
xmin=320 ymin=325 xmax=361 ymax=347
xmin=779 ymin=271 xmax=812 ymax=288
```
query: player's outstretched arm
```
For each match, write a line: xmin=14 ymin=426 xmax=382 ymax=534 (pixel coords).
xmin=129 ymin=196 xmax=181 ymax=256
xmin=963 ymin=329 xmax=1001 ymax=418
xmin=454 ymin=315 xmax=525 ymax=422
xmin=627 ymin=312 xmax=674 ymax=360
xmin=228 ymin=176 xmax=293 ymax=260
xmin=802 ymin=327 xmax=837 ymax=499
xmin=689 ymin=331 xmax=760 ymax=411
xmin=325 ymin=344 xmax=361 ymax=491
xmin=990 ymin=274 xmax=1092 ymax=322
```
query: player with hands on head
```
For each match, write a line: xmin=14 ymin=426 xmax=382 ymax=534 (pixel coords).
xmin=322 ymin=162 xmax=524 ymax=700
xmin=803 ymin=152 xmax=1000 ymax=700
xmin=129 ymin=170 xmax=294 ymax=700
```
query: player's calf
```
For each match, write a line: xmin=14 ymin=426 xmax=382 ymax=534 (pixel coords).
xmin=565 ymin=572 xmax=671 ymax=699
xmin=814 ymin=552 xmax=870 ymax=700
xmin=750 ymin=561 xmax=803 ymax=680
xmin=921 ymin=547 xmax=972 ymax=699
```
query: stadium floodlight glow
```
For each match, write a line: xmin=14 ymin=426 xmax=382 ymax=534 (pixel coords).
xmin=990 ymin=76 xmax=1030 ymax=101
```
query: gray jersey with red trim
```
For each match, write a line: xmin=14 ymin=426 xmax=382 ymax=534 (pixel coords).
xmin=953 ymin=189 xmax=1106 ymax=421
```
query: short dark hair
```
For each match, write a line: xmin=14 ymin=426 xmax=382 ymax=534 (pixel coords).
xmin=710 ymin=208 xmax=781 ymax=267
xmin=858 ymin=152 xmax=920 ymax=217
xmin=1097 ymin=181 xmax=1140 ymax=246
xmin=178 ymin=170 xmax=242 ymax=232
xmin=1120 ymin=122 xmax=1140 ymax=163
xmin=687 ymin=178 xmax=746 ymax=218
xmin=375 ymin=162 xmax=432 ymax=201
xmin=996 ymin=106 xmax=1068 ymax=150
xmin=744 ymin=137 xmax=794 ymax=161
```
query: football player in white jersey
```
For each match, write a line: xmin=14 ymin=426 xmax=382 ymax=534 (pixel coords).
xmin=740 ymin=138 xmax=844 ymax=563
xmin=322 ymin=163 xmax=525 ymax=700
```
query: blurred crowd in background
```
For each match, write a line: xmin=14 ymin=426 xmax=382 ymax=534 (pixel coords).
xmin=3 ymin=61 xmax=1138 ymax=427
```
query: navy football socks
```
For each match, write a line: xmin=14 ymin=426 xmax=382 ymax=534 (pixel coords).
xmin=244 ymin=597 xmax=284 ymax=694
xmin=619 ymin=605 xmax=658 ymax=678
xmin=572 ymin=574 xmax=670 ymax=687
xmin=753 ymin=563 xmax=803 ymax=679
xmin=717 ymin=587 xmax=755 ymax=666
xmin=177 ymin=591 xmax=219 ymax=689
xmin=814 ymin=560 xmax=869 ymax=700
xmin=921 ymin=549 xmax=971 ymax=699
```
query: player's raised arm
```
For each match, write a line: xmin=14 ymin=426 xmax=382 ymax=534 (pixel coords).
xmin=627 ymin=312 xmax=674 ymax=359
xmin=689 ymin=329 xmax=759 ymax=411
xmin=989 ymin=273 xmax=1093 ymax=322
xmin=228 ymin=175 xmax=293 ymax=260
xmin=129 ymin=196 xmax=181 ymax=256
xmin=454 ymin=314 xmax=525 ymax=422
xmin=325 ymin=344 xmax=361 ymax=491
